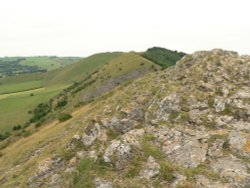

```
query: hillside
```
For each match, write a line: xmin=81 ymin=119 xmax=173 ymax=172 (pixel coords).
xmin=44 ymin=52 xmax=123 ymax=86
xmin=0 ymin=49 xmax=249 ymax=187
xmin=0 ymin=56 xmax=80 ymax=77
xmin=0 ymin=52 xmax=122 ymax=132
xmin=27 ymin=52 xmax=160 ymax=126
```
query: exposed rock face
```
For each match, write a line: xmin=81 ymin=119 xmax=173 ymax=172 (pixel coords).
xmin=140 ymin=156 xmax=160 ymax=179
xmin=229 ymin=131 xmax=250 ymax=158
xmin=211 ymin=156 xmax=250 ymax=187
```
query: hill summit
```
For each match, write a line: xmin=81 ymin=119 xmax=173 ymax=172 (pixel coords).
xmin=0 ymin=49 xmax=250 ymax=187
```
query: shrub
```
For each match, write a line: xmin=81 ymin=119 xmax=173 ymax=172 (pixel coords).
xmin=0 ymin=132 xmax=11 ymax=140
xmin=58 ymin=113 xmax=72 ymax=122
xmin=30 ymin=102 xmax=51 ymax=123
xmin=13 ymin=125 xmax=22 ymax=131
xmin=56 ymin=98 xmax=68 ymax=108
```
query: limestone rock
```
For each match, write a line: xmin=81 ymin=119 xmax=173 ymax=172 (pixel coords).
xmin=140 ymin=156 xmax=160 ymax=179
xmin=82 ymin=123 xmax=102 ymax=146
xmin=229 ymin=131 xmax=250 ymax=158
xmin=212 ymin=156 xmax=250 ymax=187
xmin=103 ymin=140 xmax=131 ymax=169
xmin=95 ymin=178 xmax=112 ymax=188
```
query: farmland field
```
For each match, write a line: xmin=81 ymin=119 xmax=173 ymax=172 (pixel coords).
xmin=0 ymin=85 xmax=67 ymax=133
xmin=0 ymin=80 xmax=43 ymax=94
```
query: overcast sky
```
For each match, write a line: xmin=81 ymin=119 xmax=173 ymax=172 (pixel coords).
xmin=0 ymin=0 xmax=249 ymax=57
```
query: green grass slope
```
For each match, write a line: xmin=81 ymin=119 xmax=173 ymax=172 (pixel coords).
xmin=61 ymin=52 xmax=160 ymax=108
xmin=44 ymin=52 xmax=123 ymax=86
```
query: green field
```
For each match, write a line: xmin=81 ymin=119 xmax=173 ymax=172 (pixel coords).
xmin=0 ymin=81 xmax=43 ymax=94
xmin=0 ymin=85 xmax=65 ymax=133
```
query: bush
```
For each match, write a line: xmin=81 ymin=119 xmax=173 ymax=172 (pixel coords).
xmin=58 ymin=113 xmax=72 ymax=122
xmin=30 ymin=102 xmax=51 ymax=123
xmin=56 ymin=98 xmax=68 ymax=108
xmin=0 ymin=132 xmax=11 ymax=140
xmin=13 ymin=125 xmax=22 ymax=131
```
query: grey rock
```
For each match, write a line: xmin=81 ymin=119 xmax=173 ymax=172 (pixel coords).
xmin=214 ymin=97 xmax=226 ymax=112
xmin=140 ymin=156 xmax=160 ymax=179
xmin=229 ymin=131 xmax=250 ymax=158
xmin=161 ymin=129 xmax=208 ymax=168
xmin=49 ymin=174 xmax=61 ymax=186
xmin=207 ymin=139 xmax=224 ymax=158
xmin=103 ymin=117 xmax=138 ymax=133
xmin=95 ymin=178 xmax=112 ymax=188
xmin=196 ymin=175 xmax=229 ymax=188
xmin=82 ymin=123 xmax=101 ymax=146
xmin=103 ymin=140 xmax=131 ymax=169
xmin=212 ymin=156 xmax=250 ymax=187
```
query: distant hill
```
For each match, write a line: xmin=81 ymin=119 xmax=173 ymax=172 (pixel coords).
xmin=0 ymin=56 xmax=80 ymax=77
xmin=142 ymin=47 xmax=186 ymax=68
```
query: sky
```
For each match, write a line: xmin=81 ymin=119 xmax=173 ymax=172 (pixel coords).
xmin=0 ymin=0 xmax=249 ymax=57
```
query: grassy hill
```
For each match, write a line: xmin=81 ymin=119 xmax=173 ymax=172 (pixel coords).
xmin=0 ymin=56 xmax=79 ymax=77
xmin=44 ymin=52 xmax=123 ymax=86
xmin=28 ymin=52 xmax=160 ymax=125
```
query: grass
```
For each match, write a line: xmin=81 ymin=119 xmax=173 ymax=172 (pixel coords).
xmin=0 ymin=80 xmax=43 ymax=94
xmin=0 ymin=85 xmax=65 ymax=133
xmin=44 ymin=52 xmax=123 ymax=86
xmin=73 ymin=157 xmax=114 ymax=188
xmin=73 ymin=158 xmax=95 ymax=187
